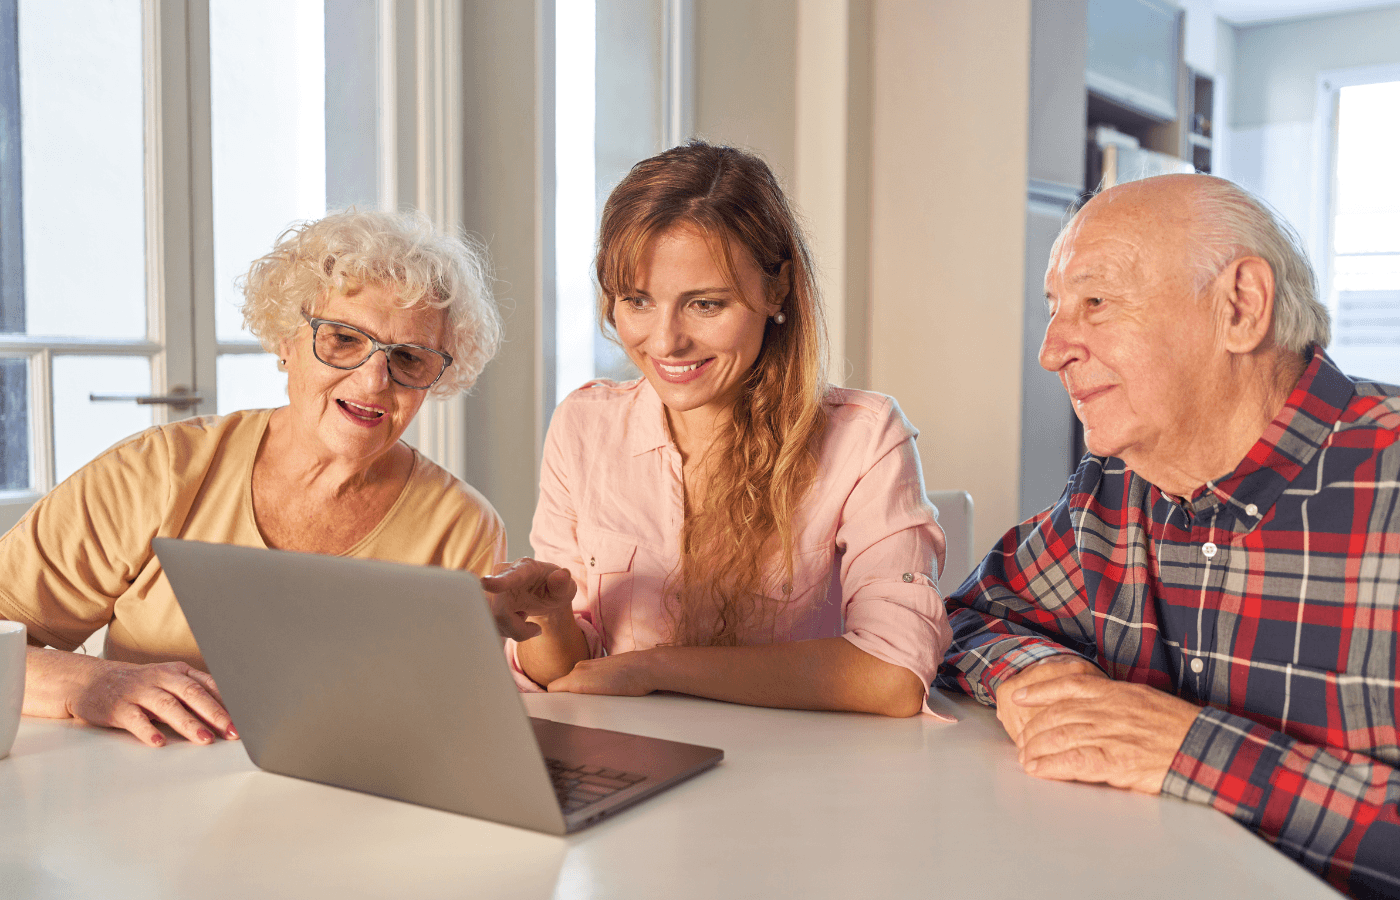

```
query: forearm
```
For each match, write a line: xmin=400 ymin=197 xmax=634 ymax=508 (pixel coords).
xmin=22 ymin=645 xmax=105 ymax=719
xmin=514 ymin=611 xmax=591 ymax=688
xmin=1165 ymin=706 xmax=1400 ymax=896
xmin=645 ymin=637 xmax=926 ymax=717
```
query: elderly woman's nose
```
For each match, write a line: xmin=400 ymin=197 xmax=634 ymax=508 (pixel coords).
xmin=354 ymin=348 xmax=394 ymax=388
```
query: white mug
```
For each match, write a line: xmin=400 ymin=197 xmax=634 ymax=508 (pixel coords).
xmin=0 ymin=621 xmax=25 ymax=760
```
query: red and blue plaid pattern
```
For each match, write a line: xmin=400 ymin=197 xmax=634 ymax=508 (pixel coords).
xmin=937 ymin=349 xmax=1400 ymax=898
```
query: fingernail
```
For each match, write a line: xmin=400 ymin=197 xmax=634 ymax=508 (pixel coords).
xmin=1013 ymin=689 xmax=1026 ymax=702
xmin=227 ymin=727 xmax=239 ymax=740
xmin=197 ymin=729 xmax=214 ymax=743
xmin=151 ymin=734 xmax=165 ymax=747
xmin=1025 ymin=759 xmax=1039 ymax=773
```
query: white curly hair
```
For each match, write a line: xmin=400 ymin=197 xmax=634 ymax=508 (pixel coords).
xmin=239 ymin=208 xmax=503 ymax=396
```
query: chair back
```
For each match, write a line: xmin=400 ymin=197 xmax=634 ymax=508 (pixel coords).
xmin=927 ymin=490 xmax=975 ymax=593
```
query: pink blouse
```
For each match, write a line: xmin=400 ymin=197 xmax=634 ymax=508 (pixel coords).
xmin=507 ymin=379 xmax=952 ymax=705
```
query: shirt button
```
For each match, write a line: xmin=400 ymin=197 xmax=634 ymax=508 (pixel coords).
xmin=589 ymin=557 xmax=596 ymax=566
xmin=1245 ymin=504 xmax=1259 ymax=517
xmin=1190 ymin=657 xmax=1205 ymax=674
xmin=902 ymin=573 xmax=914 ymax=583
xmin=1202 ymin=542 xmax=1217 ymax=559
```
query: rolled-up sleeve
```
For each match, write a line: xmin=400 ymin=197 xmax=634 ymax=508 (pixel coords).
xmin=835 ymin=402 xmax=952 ymax=696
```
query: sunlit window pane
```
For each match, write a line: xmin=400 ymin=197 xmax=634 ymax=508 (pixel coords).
xmin=210 ymin=0 xmax=326 ymax=344
xmin=52 ymin=355 xmax=152 ymax=484
xmin=217 ymin=353 xmax=286 ymax=415
xmin=554 ymin=0 xmax=598 ymax=406
xmin=553 ymin=0 xmax=661 ymax=414
xmin=1334 ymin=81 xmax=1400 ymax=254
xmin=1329 ymin=80 xmax=1400 ymax=386
xmin=17 ymin=0 xmax=145 ymax=339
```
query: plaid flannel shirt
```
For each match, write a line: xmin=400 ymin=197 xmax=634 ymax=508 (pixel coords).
xmin=936 ymin=349 xmax=1400 ymax=898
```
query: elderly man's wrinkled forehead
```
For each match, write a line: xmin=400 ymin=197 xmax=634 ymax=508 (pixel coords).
xmin=1047 ymin=176 xmax=1202 ymax=282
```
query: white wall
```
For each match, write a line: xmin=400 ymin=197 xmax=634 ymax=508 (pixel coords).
xmin=1227 ymin=4 xmax=1400 ymax=248
xmin=868 ymin=2 xmax=1031 ymax=555
xmin=640 ymin=2 xmax=1035 ymax=555
xmin=458 ymin=1 xmax=545 ymax=554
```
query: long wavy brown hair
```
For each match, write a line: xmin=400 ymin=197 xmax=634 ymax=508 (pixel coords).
xmin=595 ymin=141 xmax=829 ymax=646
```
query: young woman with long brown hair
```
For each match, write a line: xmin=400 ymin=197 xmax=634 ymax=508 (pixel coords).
xmin=486 ymin=141 xmax=950 ymax=717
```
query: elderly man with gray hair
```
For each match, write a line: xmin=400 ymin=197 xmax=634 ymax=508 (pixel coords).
xmin=937 ymin=174 xmax=1399 ymax=897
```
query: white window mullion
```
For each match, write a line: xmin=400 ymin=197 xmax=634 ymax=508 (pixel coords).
xmin=403 ymin=0 xmax=466 ymax=480
xmin=31 ymin=346 xmax=51 ymax=493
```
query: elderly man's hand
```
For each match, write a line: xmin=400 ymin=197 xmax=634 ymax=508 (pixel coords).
xmin=994 ymin=655 xmax=1107 ymax=742
xmin=480 ymin=558 xmax=577 ymax=641
xmin=1009 ymin=673 xmax=1200 ymax=794
xmin=66 ymin=657 xmax=237 ymax=748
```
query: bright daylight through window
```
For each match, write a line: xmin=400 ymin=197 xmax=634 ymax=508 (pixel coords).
xmin=1326 ymin=79 xmax=1400 ymax=386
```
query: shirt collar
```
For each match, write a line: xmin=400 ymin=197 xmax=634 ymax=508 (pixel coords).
xmin=628 ymin=378 xmax=674 ymax=456
xmin=1190 ymin=346 xmax=1354 ymax=527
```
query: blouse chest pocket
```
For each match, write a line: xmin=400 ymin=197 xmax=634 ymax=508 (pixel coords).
xmin=578 ymin=534 xmax=638 ymax=646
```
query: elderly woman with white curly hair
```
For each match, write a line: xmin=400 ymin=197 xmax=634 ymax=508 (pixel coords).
xmin=0 ymin=209 xmax=533 ymax=748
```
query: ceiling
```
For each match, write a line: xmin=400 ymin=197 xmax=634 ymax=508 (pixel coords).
xmin=1212 ymin=0 xmax=1400 ymax=24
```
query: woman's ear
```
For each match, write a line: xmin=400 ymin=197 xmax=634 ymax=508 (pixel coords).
xmin=767 ymin=261 xmax=792 ymax=317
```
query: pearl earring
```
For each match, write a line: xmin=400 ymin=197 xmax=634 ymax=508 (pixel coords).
xmin=772 ymin=312 xmax=786 ymax=325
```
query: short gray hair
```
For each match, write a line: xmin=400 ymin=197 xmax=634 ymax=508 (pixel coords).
xmin=240 ymin=209 xmax=503 ymax=396
xmin=1189 ymin=176 xmax=1330 ymax=354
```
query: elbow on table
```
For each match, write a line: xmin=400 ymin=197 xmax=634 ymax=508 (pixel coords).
xmin=859 ymin=667 xmax=927 ymax=718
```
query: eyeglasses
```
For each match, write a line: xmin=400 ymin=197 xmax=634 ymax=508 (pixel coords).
xmin=301 ymin=314 xmax=453 ymax=390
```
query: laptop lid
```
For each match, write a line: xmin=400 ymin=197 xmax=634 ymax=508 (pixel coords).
xmin=156 ymin=538 xmax=680 ymax=835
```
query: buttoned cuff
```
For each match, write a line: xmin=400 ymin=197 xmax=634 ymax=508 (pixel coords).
xmin=1162 ymin=706 xmax=1272 ymax=825
xmin=968 ymin=637 xmax=1094 ymax=707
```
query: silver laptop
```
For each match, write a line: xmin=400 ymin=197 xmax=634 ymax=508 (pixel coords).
xmin=153 ymin=538 xmax=723 ymax=835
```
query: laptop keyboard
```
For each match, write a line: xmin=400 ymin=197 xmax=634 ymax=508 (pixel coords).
xmin=546 ymin=758 xmax=647 ymax=813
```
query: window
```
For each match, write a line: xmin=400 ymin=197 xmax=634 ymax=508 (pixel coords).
xmin=0 ymin=0 xmax=387 ymax=531
xmin=2 ymin=0 xmax=153 ymax=499
xmin=547 ymin=0 xmax=693 ymax=418
xmin=1316 ymin=67 xmax=1400 ymax=385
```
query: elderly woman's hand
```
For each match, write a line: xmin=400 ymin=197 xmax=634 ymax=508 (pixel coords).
xmin=480 ymin=558 xmax=577 ymax=641
xmin=24 ymin=647 xmax=237 ymax=747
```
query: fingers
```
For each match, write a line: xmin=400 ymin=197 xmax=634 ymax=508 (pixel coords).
xmin=545 ymin=567 xmax=578 ymax=603
xmin=172 ymin=666 xmax=238 ymax=740
xmin=546 ymin=671 xmax=578 ymax=693
xmin=138 ymin=686 xmax=222 ymax=745
xmin=1012 ymin=672 xmax=1112 ymax=709
xmin=109 ymin=704 xmax=168 ymax=748
xmin=494 ymin=611 xmax=542 ymax=642
xmin=995 ymin=660 xmax=1104 ymax=743
xmin=480 ymin=557 xmax=547 ymax=593
xmin=71 ymin=660 xmax=238 ymax=747
xmin=1022 ymin=745 xmax=1110 ymax=783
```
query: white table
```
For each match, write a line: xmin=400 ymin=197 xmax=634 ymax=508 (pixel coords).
xmin=0 ymin=691 xmax=1338 ymax=899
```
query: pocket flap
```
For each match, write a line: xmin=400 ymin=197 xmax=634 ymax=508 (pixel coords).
xmin=581 ymin=536 xmax=637 ymax=575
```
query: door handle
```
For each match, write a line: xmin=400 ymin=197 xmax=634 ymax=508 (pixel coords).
xmin=89 ymin=385 xmax=204 ymax=411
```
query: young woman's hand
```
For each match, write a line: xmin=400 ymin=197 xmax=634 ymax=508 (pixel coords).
xmin=547 ymin=650 xmax=658 ymax=697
